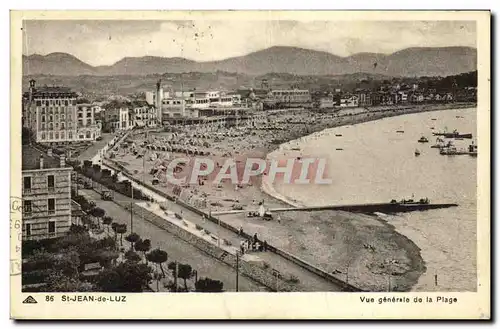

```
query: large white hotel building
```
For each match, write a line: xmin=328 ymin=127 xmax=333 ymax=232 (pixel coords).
xmin=22 ymin=80 xmax=101 ymax=144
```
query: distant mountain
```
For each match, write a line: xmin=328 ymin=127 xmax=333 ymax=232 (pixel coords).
xmin=23 ymin=46 xmax=477 ymax=77
xmin=22 ymin=52 xmax=97 ymax=76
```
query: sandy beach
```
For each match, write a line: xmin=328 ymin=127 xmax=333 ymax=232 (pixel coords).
xmin=110 ymin=102 xmax=474 ymax=291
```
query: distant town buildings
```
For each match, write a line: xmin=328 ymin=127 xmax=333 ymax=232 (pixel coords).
xmin=22 ymin=146 xmax=73 ymax=240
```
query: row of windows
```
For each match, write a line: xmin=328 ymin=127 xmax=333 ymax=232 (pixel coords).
xmin=39 ymin=107 xmax=74 ymax=114
xmin=40 ymin=131 xmax=93 ymax=140
xmin=24 ymin=221 xmax=56 ymax=237
xmin=272 ymin=91 xmax=309 ymax=96
xmin=23 ymin=198 xmax=56 ymax=214
xmin=23 ymin=175 xmax=55 ymax=192
xmin=41 ymin=114 xmax=71 ymax=122
xmin=35 ymin=99 xmax=76 ymax=106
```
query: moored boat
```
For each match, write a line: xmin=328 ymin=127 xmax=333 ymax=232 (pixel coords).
xmin=418 ymin=136 xmax=429 ymax=143
xmin=433 ymin=129 xmax=473 ymax=139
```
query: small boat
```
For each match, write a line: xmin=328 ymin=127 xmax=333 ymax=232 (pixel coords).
xmin=415 ymin=149 xmax=421 ymax=156
xmin=335 ymin=134 xmax=343 ymax=137
xmin=336 ymin=148 xmax=344 ymax=151
xmin=396 ymin=130 xmax=405 ymax=133
xmin=418 ymin=136 xmax=429 ymax=143
xmin=430 ymin=127 xmax=435 ymax=130
xmin=431 ymin=118 xmax=437 ymax=121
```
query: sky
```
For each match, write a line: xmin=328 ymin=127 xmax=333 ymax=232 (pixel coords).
xmin=22 ymin=20 xmax=477 ymax=66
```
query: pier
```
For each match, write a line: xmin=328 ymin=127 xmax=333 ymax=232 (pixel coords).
xmin=212 ymin=202 xmax=459 ymax=216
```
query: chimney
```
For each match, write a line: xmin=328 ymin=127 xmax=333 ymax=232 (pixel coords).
xmin=60 ymin=154 xmax=66 ymax=168
xmin=39 ymin=155 xmax=44 ymax=169
xmin=47 ymin=148 xmax=52 ymax=157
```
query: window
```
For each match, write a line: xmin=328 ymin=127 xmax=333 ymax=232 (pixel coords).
xmin=41 ymin=132 xmax=46 ymax=140
xmin=65 ymin=100 xmax=69 ymax=106
xmin=41 ymin=123 xmax=45 ymax=130
xmin=61 ymin=122 xmax=65 ymax=129
xmin=49 ymin=132 xmax=53 ymax=139
xmin=48 ymin=221 xmax=56 ymax=234
xmin=86 ymin=112 xmax=92 ymax=118
xmin=86 ymin=131 xmax=91 ymax=139
xmin=23 ymin=176 xmax=31 ymax=192
xmin=41 ymin=115 xmax=46 ymax=123
xmin=78 ymin=112 xmax=83 ymax=118
xmin=48 ymin=198 xmax=55 ymax=214
xmin=69 ymin=131 xmax=73 ymax=139
xmin=25 ymin=223 xmax=31 ymax=237
xmin=36 ymin=100 xmax=41 ymax=106
xmin=61 ymin=132 xmax=65 ymax=139
xmin=47 ymin=175 xmax=55 ymax=190
xmin=23 ymin=200 xmax=32 ymax=214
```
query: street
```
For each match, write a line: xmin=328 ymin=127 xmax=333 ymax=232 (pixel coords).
xmin=78 ymin=188 xmax=265 ymax=292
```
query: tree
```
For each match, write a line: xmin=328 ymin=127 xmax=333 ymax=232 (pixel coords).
xmin=45 ymin=273 xmax=95 ymax=292
xmin=146 ymin=249 xmax=168 ymax=277
xmin=111 ymin=222 xmax=119 ymax=243
xmin=90 ymin=207 xmax=105 ymax=228
xmin=102 ymin=216 xmax=113 ymax=234
xmin=97 ymin=262 xmax=152 ymax=292
xmin=135 ymin=239 xmax=151 ymax=263
xmin=125 ymin=250 xmax=141 ymax=263
xmin=116 ymin=224 xmax=127 ymax=247
xmin=177 ymin=263 xmax=194 ymax=292
xmin=125 ymin=232 xmax=140 ymax=250
xmin=195 ymin=278 xmax=224 ymax=292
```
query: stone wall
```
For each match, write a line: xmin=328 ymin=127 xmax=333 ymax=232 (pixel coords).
xmin=127 ymin=203 xmax=300 ymax=292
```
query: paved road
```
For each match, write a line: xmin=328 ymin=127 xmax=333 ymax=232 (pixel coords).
xmin=77 ymin=133 xmax=116 ymax=162
xmin=84 ymin=177 xmax=341 ymax=292
xmin=79 ymin=188 xmax=266 ymax=292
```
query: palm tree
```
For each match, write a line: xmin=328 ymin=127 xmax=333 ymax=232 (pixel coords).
xmin=125 ymin=232 xmax=140 ymax=250
xmin=116 ymin=224 xmax=127 ymax=247
xmin=111 ymin=222 xmax=119 ymax=243
xmin=90 ymin=207 xmax=105 ymax=228
xmin=135 ymin=239 xmax=151 ymax=263
xmin=102 ymin=216 xmax=113 ymax=234
xmin=177 ymin=263 xmax=194 ymax=292
xmin=146 ymin=249 xmax=168 ymax=278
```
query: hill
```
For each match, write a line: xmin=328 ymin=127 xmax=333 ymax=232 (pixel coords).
xmin=23 ymin=46 xmax=477 ymax=77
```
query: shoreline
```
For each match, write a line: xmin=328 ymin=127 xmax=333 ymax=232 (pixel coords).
xmin=259 ymin=102 xmax=474 ymax=291
xmin=115 ymin=102 xmax=475 ymax=291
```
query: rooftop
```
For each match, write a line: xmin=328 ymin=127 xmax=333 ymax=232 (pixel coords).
xmin=22 ymin=145 xmax=68 ymax=170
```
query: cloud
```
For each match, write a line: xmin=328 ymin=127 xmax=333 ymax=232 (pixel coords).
xmin=22 ymin=20 xmax=476 ymax=66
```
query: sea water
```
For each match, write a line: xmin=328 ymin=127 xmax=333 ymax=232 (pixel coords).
xmin=272 ymin=107 xmax=477 ymax=291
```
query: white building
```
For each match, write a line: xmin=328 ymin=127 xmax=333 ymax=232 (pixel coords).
xmin=22 ymin=80 xmax=101 ymax=144
xmin=102 ymin=107 xmax=131 ymax=131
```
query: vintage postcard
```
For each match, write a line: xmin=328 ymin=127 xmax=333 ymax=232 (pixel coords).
xmin=10 ymin=10 xmax=490 ymax=319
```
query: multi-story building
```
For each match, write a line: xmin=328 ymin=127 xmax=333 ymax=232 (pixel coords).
xmin=270 ymin=89 xmax=311 ymax=104
xmin=22 ymin=80 xmax=101 ymax=144
xmin=102 ymin=107 xmax=131 ymax=131
xmin=76 ymin=104 xmax=102 ymax=140
xmin=131 ymin=102 xmax=158 ymax=127
xmin=357 ymin=92 xmax=372 ymax=106
xmin=22 ymin=145 xmax=73 ymax=240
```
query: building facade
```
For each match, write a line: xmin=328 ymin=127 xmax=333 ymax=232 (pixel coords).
xmin=22 ymin=80 xmax=101 ymax=144
xmin=102 ymin=107 xmax=131 ymax=131
xmin=22 ymin=146 xmax=73 ymax=240
xmin=270 ymin=89 xmax=311 ymax=104
xmin=131 ymin=103 xmax=158 ymax=127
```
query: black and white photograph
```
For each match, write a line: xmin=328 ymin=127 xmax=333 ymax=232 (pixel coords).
xmin=10 ymin=10 xmax=491 ymax=320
